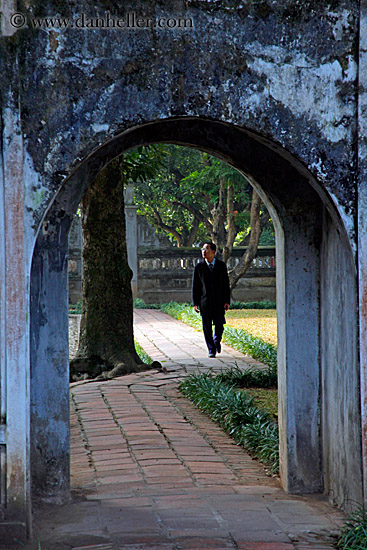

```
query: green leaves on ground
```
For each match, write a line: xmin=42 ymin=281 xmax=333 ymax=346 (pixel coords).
xmin=216 ymin=364 xmax=277 ymax=389
xmin=230 ymin=300 xmax=276 ymax=309
xmin=134 ymin=341 xmax=153 ymax=365
xmin=180 ymin=372 xmax=279 ymax=474
xmin=336 ymin=508 xmax=367 ymax=549
xmin=223 ymin=326 xmax=277 ymax=371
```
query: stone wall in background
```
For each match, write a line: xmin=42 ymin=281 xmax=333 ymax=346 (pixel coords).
xmin=68 ymin=214 xmax=275 ymax=304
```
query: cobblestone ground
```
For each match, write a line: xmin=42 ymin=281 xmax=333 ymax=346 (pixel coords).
xmin=28 ymin=310 xmax=344 ymax=550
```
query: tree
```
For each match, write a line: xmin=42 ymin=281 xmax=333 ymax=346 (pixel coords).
xmin=70 ymin=148 xmax=164 ymax=381
xmin=135 ymin=146 xmax=208 ymax=247
xmin=135 ymin=145 xmax=273 ymax=291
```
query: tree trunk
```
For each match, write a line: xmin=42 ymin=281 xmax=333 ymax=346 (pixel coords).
xmin=70 ymin=159 xmax=157 ymax=381
xmin=211 ymin=176 xmax=227 ymax=251
xmin=186 ymin=217 xmax=200 ymax=247
xmin=223 ymin=181 xmax=236 ymax=264
xmin=228 ymin=189 xmax=263 ymax=291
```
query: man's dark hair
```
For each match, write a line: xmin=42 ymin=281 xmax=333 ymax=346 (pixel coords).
xmin=204 ymin=242 xmax=216 ymax=252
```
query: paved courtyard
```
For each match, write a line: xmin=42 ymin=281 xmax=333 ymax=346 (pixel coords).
xmin=26 ymin=310 xmax=344 ymax=550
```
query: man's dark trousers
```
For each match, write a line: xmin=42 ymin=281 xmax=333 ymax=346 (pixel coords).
xmin=201 ymin=311 xmax=225 ymax=355
xmin=192 ymin=258 xmax=230 ymax=355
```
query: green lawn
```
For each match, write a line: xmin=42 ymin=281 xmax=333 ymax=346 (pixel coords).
xmin=226 ymin=309 xmax=277 ymax=345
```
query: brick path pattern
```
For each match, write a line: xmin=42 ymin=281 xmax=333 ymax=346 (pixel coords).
xmin=30 ymin=310 xmax=344 ymax=550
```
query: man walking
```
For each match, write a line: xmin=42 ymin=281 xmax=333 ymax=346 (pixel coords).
xmin=192 ymin=242 xmax=230 ymax=357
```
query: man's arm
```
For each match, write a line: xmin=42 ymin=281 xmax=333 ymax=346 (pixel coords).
xmin=192 ymin=264 xmax=202 ymax=311
xmin=222 ymin=262 xmax=231 ymax=310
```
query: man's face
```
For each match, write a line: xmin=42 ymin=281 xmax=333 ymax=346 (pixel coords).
xmin=201 ymin=244 xmax=215 ymax=263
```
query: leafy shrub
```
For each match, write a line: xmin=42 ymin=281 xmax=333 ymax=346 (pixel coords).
xmin=230 ymin=300 xmax=276 ymax=310
xmin=336 ymin=508 xmax=367 ymax=549
xmin=180 ymin=372 xmax=279 ymax=473
xmin=217 ymin=365 xmax=277 ymax=388
xmin=135 ymin=341 xmax=152 ymax=365
xmin=223 ymin=326 xmax=277 ymax=371
xmin=69 ymin=301 xmax=82 ymax=314
xmin=133 ymin=298 xmax=160 ymax=309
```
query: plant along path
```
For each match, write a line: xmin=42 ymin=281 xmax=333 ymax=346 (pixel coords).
xmin=30 ymin=309 xmax=343 ymax=550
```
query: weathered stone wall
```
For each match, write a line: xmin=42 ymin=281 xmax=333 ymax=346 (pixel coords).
xmin=9 ymin=0 xmax=357 ymax=241
xmin=321 ymin=208 xmax=362 ymax=507
xmin=0 ymin=0 xmax=364 ymax=534
xmin=68 ymin=215 xmax=83 ymax=304
xmin=137 ymin=247 xmax=276 ymax=304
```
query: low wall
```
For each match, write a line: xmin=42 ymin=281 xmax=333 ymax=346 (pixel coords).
xmin=68 ymin=212 xmax=276 ymax=305
xmin=68 ymin=230 xmax=276 ymax=304
xmin=137 ymin=247 xmax=276 ymax=304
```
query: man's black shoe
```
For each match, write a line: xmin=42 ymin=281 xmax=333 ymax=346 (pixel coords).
xmin=208 ymin=352 xmax=216 ymax=358
xmin=216 ymin=342 xmax=221 ymax=354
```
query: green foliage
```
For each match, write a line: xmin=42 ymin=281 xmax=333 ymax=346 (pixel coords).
xmin=258 ymin=225 xmax=276 ymax=246
xmin=134 ymin=340 xmax=152 ymax=365
xmin=245 ymin=388 xmax=278 ymax=420
xmin=134 ymin=144 xmax=267 ymax=248
xmin=135 ymin=299 xmax=276 ymax=311
xmin=223 ymin=326 xmax=277 ymax=371
xmin=180 ymin=373 xmax=279 ymax=473
xmin=69 ymin=301 xmax=82 ymax=314
xmin=135 ymin=145 xmax=209 ymax=246
xmin=160 ymin=302 xmax=277 ymax=371
xmin=217 ymin=364 xmax=277 ymax=389
xmin=336 ymin=508 xmax=367 ymax=549
xmin=133 ymin=298 xmax=160 ymax=309
xmin=229 ymin=300 xmax=276 ymax=310
xmin=120 ymin=145 xmax=167 ymax=183
xmin=160 ymin=302 xmax=202 ymax=330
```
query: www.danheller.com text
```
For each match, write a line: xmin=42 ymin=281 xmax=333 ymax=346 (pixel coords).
xmin=9 ymin=11 xmax=194 ymax=30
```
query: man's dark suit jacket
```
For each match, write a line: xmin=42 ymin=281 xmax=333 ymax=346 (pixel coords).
xmin=192 ymin=258 xmax=230 ymax=317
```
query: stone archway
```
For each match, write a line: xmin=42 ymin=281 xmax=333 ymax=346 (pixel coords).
xmin=2 ymin=3 xmax=364 ymax=537
xmin=30 ymin=117 xmax=361 ymax=514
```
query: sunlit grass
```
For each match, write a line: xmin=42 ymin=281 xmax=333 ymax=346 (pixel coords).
xmin=135 ymin=340 xmax=152 ymax=365
xmin=226 ymin=309 xmax=277 ymax=345
xmin=245 ymin=388 xmax=278 ymax=420
xmin=180 ymin=373 xmax=279 ymax=474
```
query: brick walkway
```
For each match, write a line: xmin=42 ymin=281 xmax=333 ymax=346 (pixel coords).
xmin=30 ymin=309 xmax=344 ymax=550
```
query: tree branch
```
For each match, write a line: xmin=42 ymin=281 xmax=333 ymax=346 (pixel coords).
xmin=229 ymin=189 xmax=263 ymax=291
xmin=153 ymin=210 xmax=183 ymax=246
xmin=171 ymin=200 xmax=213 ymax=232
xmin=223 ymin=181 xmax=236 ymax=264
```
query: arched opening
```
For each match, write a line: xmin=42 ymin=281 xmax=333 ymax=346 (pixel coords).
xmin=30 ymin=117 xmax=361 ymax=510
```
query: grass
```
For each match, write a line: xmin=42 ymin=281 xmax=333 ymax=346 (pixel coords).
xmin=162 ymin=300 xmax=280 ymax=474
xmin=226 ymin=309 xmax=277 ymax=345
xmin=159 ymin=302 xmax=278 ymax=371
xmin=134 ymin=298 xmax=276 ymax=310
xmin=133 ymin=298 xmax=161 ymax=309
xmin=230 ymin=300 xmax=276 ymax=309
xmin=180 ymin=372 xmax=279 ymax=474
xmin=135 ymin=340 xmax=153 ymax=365
xmin=223 ymin=326 xmax=277 ymax=371
xmin=245 ymin=388 xmax=278 ymax=420
xmin=216 ymin=363 xmax=277 ymax=388
xmin=336 ymin=508 xmax=367 ymax=549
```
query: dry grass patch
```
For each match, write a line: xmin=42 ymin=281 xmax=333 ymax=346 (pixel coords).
xmin=226 ymin=309 xmax=277 ymax=345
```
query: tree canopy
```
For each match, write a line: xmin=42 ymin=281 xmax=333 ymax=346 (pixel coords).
xmin=134 ymin=144 xmax=274 ymax=255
